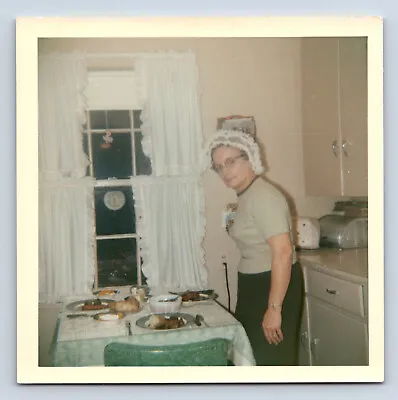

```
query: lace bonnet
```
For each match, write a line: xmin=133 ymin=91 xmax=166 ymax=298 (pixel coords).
xmin=204 ymin=129 xmax=265 ymax=175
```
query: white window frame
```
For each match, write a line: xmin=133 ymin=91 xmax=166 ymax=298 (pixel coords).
xmin=84 ymin=70 xmax=147 ymax=289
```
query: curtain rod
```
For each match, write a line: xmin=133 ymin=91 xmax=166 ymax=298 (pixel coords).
xmin=40 ymin=51 xmax=195 ymax=59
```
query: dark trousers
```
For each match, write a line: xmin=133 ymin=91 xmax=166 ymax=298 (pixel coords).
xmin=234 ymin=263 xmax=304 ymax=366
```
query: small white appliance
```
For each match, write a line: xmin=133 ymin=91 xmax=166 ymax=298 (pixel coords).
xmin=295 ymin=217 xmax=321 ymax=250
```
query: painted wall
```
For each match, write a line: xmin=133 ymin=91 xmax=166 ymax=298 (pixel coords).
xmin=39 ymin=38 xmax=347 ymax=310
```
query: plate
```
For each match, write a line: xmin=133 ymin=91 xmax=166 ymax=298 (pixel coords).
xmin=66 ymin=298 xmax=115 ymax=312
xmin=136 ymin=313 xmax=195 ymax=330
xmin=93 ymin=312 xmax=125 ymax=321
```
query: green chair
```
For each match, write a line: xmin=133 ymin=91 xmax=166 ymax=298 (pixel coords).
xmin=104 ymin=338 xmax=230 ymax=366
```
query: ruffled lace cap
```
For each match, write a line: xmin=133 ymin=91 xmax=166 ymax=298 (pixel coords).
xmin=204 ymin=129 xmax=265 ymax=175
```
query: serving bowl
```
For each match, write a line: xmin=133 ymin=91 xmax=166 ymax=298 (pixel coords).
xmin=149 ymin=294 xmax=182 ymax=314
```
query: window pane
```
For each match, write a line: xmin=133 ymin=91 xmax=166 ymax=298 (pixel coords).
xmin=135 ymin=131 xmax=152 ymax=175
xmin=133 ymin=110 xmax=142 ymax=129
xmin=94 ymin=186 xmax=135 ymax=235
xmin=89 ymin=110 xmax=107 ymax=129
xmin=91 ymin=133 xmax=133 ymax=179
xmin=96 ymin=238 xmax=138 ymax=287
xmin=107 ymin=110 xmax=131 ymax=129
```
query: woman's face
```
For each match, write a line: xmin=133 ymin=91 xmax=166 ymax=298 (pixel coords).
xmin=212 ymin=145 xmax=256 ymax=193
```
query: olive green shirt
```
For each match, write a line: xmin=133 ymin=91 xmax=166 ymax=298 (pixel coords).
xmin=228 ymin=177 xmax=296 ymax=273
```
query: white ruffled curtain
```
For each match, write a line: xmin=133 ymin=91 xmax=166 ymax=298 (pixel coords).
xmin=132 ymin=176 xmax=207 ymax=290
xmin=136 ymin=53 xmax=204 ymax=176
xmin=39 ymin=179 xmax=95 ymax=303
xmin=133 ymin=53 xmax=208 ymax=289
xmin=39 ymin=53 xmax=95 ymax=303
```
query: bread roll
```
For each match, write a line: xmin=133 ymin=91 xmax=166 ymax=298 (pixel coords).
xmin=145 ymin=315 xmax=166 ymax=329
xmin=145 ymin=315 xmax=184 ymax=329
xmin=109 ymin=297 xmax=140 ymax=313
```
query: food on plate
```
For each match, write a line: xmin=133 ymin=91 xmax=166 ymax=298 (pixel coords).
xmin=181 ymin=291 xmax=204 ymax=302
xmin=145 ymin=314 xmax=185 ymax=330
xmin=109 ymin=297 xmax=140 ymax=313
xmin=95 ymin=312 xmax=124 ymax=321
xmin=82 ymin=304 xmax=109 ymax=311
xmin=96 ymin=289 xmax=117 ymax=296
xmin=145 ymin=314 xmax=165 ymax=328
xmin=81 ymin=299 xmax=109 ymax=311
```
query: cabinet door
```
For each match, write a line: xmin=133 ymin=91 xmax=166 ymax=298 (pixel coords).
xmin=339 ymin=37 xmax=368 ymax=196
xmin=298 ymin=296 xmax=312 ymax=366
xmin=301 ymin=38 xmax=342 ymax=196
xmin=309 ymin=298 xmax=368 ymax=366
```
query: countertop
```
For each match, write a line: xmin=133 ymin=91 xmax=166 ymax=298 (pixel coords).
xmin=297 ymin=247 xmax=368 ymax=284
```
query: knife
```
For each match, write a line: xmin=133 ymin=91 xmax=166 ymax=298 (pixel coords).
xmin=67 ymin=314 xmax=90 ymax=319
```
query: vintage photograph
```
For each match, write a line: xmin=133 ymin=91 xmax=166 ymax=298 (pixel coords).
xmin=16 ymin=17 xmax=384 ymax=384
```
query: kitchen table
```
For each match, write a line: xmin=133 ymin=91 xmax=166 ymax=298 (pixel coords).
xmin=51 ymin=287 xmax=256 ymax=367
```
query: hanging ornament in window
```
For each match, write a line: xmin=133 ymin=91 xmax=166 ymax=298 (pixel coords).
xmin=100 ymin=129 xmax=113 ymax=150
xmin=100 ymin=112 xmax=113 ymax=150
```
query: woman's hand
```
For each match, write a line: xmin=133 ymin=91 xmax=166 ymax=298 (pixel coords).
xmin=262 ymin=308 xmax=283 ymax=345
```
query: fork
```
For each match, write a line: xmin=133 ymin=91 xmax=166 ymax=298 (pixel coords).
xmin=126 ymin=321 xmax=133 ymax=336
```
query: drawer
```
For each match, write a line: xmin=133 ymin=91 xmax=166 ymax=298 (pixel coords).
xmin=305 ymin=268 xmax=365 ymax=317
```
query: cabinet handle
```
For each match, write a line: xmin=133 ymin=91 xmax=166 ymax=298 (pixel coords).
xmin=311 ymin=338 xmax=320 ymax=362
xmin=342 ymin=140 xmax=349 ymax=157
xmin=300 ymin=331 xmax=308 ymax=348
xmin=326 ymin=288 xmax=337 ymax=295
xmin=332 ymin=140 xmax=338 ymax=157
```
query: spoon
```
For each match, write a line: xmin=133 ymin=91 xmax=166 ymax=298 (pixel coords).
xmin=158 ymin=296 xmax=180 ymax=303
xmin=195 ymin=314 xmax=208 ymax=327
xmin=194 ymin=314 xmax=202 ymax=326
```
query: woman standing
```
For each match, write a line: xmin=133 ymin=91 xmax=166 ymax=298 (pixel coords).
xmin=206 ymin=129 xmax=304 ymax=366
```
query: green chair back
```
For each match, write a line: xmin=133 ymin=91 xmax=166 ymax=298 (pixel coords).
xmin=104 ymin=338 xmax=230 ymax=366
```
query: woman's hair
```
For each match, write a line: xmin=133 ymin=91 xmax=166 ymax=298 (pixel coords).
xmin=205 ymin=129 xmax=264 ymax=175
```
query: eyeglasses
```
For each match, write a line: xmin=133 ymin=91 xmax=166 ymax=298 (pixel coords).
xmin=212 ymin=154 xmax=246 ymax=174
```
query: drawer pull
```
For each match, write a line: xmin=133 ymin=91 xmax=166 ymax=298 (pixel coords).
xmin=326 ymin=289 xmax=337 ymax=295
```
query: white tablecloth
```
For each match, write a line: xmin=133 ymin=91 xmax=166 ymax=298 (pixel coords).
xmin=52 ymin=286 xmax=256 ymax=367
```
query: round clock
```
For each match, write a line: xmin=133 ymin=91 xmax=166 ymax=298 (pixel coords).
xmin=103 ymin=190 xmax=126 ymax=211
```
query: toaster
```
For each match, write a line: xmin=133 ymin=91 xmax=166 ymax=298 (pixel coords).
xmin=319 ymin=214 xmax=368 ymax=249
xmin=295 ymin=217 xmax=321 ymax=250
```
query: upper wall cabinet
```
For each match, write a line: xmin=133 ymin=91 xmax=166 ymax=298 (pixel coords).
xmin=301 ymin=37 xmax=368 ymax=197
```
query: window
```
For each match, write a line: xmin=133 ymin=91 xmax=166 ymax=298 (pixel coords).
xmin=83 ymin=109 xmax=151 ymax=288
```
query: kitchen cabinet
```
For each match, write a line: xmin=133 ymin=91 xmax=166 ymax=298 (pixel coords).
xmin=300 ymin=258 xmax=368 ymax=366
xmin=301 ymin=37 xmax=368 ymax=197
xmin=308 ymin=297 xmax=368 ymax=366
